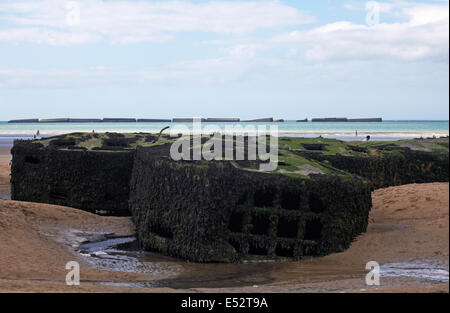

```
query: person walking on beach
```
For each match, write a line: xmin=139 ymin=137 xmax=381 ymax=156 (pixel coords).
xmin=355 ymin=130 xmax=358 ymax=137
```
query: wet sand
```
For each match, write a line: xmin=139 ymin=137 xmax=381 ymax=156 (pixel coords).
xmin=0 ymin=146 xmax=448 ymax=293
xmin=0 ymin=147 xmax=11 ymax=200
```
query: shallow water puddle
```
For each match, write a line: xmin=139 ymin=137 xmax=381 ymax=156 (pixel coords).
xmin=79 ymin=236 xmax=184 ymax=278
xmin=79 ymin=237 xmax=294 ymax=288
xmin=79 ymin=237 xmax=449 ymax=289
xmin=78 ymin=236 xmax=366 ymax=289
xmin=381 ymin=262 xmax=449 ymax=283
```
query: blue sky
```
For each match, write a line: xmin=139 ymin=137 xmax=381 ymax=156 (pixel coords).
xmin=0 ymin=0 xmax=448 ymax=120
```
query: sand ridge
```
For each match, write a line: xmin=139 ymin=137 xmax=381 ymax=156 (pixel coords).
xmin=0 ymin=199 xmax=184 ymax=292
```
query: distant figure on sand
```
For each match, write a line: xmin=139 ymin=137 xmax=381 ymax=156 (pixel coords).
xmin=92 ymin=130 xmax=95 ymax=134
xmin=364 ymin=135 xmax=371 ymax=142
xmin=34 ymin=130 xmax=41 ymax=140
xmin=355 ymin=130 xmax=358 ymax=136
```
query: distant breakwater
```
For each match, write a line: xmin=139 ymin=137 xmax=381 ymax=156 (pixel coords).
xmin=8 ymin=117 xmax=382 ymax=123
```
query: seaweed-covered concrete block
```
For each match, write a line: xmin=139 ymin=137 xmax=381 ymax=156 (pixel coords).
xmin=298 ymin=144 xmax=449 ymax=188
xmin=11 ymin=138 xmax=135 ymax=216
xmin=129 ymin=144 xmax=372 ymax=262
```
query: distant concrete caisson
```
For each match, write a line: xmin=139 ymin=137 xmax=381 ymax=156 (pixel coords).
xmin=7 ymin=117 xmax=383 ymax=123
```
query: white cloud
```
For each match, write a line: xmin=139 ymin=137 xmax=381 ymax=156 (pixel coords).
xmin=0 ymin=27 xmax=100 ymax=45
xmin=405 ymin=3 xmax=449 ymax=25
xmin=0 ymin=0 xmax=314 ymax=45
xmin=227 ymin=44 xmax=266 ymax=58
xmin=0 ymin=59 xmax=250 ymax=88
xmin=0 ymin=66 xmax=182 ymax=88
xmin=0 ymin=1 xmax=447 ymax=91
xmin=277 ymin=2 xmax=449 ymax=63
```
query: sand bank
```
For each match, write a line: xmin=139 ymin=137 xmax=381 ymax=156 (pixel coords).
xmin=0 ymin=148 xmax=448 ymax=293
xmin=0 ymin=199 xmax=189 ymax=293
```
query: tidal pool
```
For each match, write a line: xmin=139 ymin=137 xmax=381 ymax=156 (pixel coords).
xmin=78 ymin=235 xmax=449 ymax=290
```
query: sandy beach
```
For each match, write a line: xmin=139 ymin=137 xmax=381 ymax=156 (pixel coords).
xmin=0 ymin=146 xmax=448 ymax=293
xmin=0 ymin=147 xmax=10 ymax=200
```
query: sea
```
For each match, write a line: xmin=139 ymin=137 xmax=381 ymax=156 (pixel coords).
xmin=0 ymin=120 xmax=448 ymax=146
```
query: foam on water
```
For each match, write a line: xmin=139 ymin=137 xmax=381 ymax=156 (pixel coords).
xmin=381 ymin=262 xmax=449 ymax=283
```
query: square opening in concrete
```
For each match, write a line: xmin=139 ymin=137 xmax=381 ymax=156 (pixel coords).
xmin=250 ymin=215 xmax=271 ymax=235
xmin=276 ymin=217 xmax=299 ymax=238
xmin=308 ymin=194 xmax=325 ymax=213
xmin=281 ymin=190 xmax=301 ymax=210
xmin=24 ymin=156 xmax=40 ymax=164
xmin=228 ymin=211 xmax=244 ymax=233
xmin=236 ymin=192 xmax=248 ymax=205
xmin=304 ymin=219 xmax=323 ymax=241
xmin=254 ymin=187 xmax=276 ymax=207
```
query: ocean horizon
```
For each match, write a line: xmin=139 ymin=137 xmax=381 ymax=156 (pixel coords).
xmin=0 ymin=120 xmax=448 ymax=145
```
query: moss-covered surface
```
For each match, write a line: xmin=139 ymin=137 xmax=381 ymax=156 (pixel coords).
xmin=35 ymin=132 xmax=175 ymax=150
xmin=292 ymin=138 xmax=449 ymax=188
xmin=10 ymin=133 xmax=449 ymax=262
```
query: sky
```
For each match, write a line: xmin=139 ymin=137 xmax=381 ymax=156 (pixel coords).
xmin=0 ymin=0 xmax=448 ymax=120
